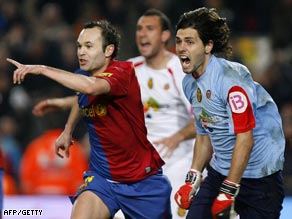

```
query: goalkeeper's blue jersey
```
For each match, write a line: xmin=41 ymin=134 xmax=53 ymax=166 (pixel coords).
xmin=182 ymin=55 xmax=285 ymax=178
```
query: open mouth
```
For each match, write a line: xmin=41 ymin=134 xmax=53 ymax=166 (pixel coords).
xmin=179 ymin=56 xmax=191 ymax=65
xmin=141 ymin=42 xmax=150 ymax=46
xmin=140 ymin=42 xmax=151 ymax=49
xmin=79 ymin=59 xmax=87 ymax=66
xmin=179 ymin=55 xmax=192 ymax=72
xmin=180 ymin=55 xmax=190 ymax=64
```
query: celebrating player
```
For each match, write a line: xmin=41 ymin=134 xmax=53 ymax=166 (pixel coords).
xmin=128 ymin=9 xmax=196 ymax=218
xmin=32 ymin=9 xmax=197 ymax=219
xmin=8 ymin=20 xmax=172 ymax=219
xmin=174 ymin=7 xmax=285 ymax=219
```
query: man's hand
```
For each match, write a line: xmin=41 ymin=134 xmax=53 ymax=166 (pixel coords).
xmin=174 ymin=169 xmax=202 ymax=209
xmin=55 ymin=131 xmax=74 ymax=158
xmin=32 ymin=97 xmax=75 ymax=116
xmin=153 ymin=134 xmax=181 ymax=158
xmin=6 ymin=58 xmax=43 ymax=84
xmin=212 ymin=180 xmax=240 ymax=219
xmin=32 ymin=99 xmax=62 ymax=116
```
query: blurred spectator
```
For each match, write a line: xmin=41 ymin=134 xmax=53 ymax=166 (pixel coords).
xmin=0 ymin=115 xmax=22 ymax=182
xmin=0 ymin=0 xmax=22 ymax=34
xmin=3 ymin=172 xmax=18 ymax=195
xmin=270 ymin=0 xmax=292 ymax=50
xmin=104 ymin=0 xmax=127 ymax=26
xmin=0 ymin=71 xmax=14 ymax=116
xmin=256 ymin=50 xmax=292 ymax=109
xmin=19 ymin=129 xmax=88 ymax=195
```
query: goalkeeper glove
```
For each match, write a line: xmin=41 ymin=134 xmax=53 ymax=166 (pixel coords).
xmin=174 ymin=169 xmax=202 ymax=209
xmin=211 ymin=179 xmax=240 ymax=219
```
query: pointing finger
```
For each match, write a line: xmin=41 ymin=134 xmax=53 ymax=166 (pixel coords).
xmin=6 ymin=58 xmax=22 ymax=68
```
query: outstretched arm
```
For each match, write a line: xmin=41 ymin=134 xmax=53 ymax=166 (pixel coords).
xmin=32 ymin=96 xmax=75 ymax=116
xmin=7 ymin=58 xmax=110 ymax=96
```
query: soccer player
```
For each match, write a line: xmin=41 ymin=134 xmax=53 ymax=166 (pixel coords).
xmin=174 ymin=7 xmax=285 ymax=219
xmin=32 ymin=9 xmax=196 ymax=219
xmin=128 ymin=9 xmax=196 ymax=218
xmin=8 ymin=20 xmax=172 ymax=219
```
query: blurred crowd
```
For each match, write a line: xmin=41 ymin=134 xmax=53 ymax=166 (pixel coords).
xmin=0 ymin=0 xmax=292 ymax=196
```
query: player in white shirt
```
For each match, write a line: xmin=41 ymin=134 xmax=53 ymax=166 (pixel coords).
xmin=129 ymin=54 xmax=195 ymax=218
xmin=127 ymin=9 xmax=196 ymax=219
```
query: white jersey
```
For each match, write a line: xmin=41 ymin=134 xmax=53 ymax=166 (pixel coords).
xmin=129 ymin=53 xmax=192 ymax=142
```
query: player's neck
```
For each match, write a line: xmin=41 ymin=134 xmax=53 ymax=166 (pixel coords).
xmin=145 ymin=50 xmax=171 ymax=70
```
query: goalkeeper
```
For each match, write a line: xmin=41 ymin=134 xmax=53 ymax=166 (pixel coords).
xmin=174 ymin=7 xmax=285 ymax=219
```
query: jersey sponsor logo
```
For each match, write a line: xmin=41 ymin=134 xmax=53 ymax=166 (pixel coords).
xmin=206 ymin=90 xmax=211 ymax=99
xmin=199 ymin=109 xmax=214 ymax=132
xmin=197 ymin=88 xmax=202 ymax=102
xmin=80 ymin=104 xmax=107 ymax=117
xmin=143 ymin=97 xmax=160 ymax=112
xmin=228 ymin=91 xmax=248 ymax=113
xmin=98 ymin=72 xmax=113 ymax=77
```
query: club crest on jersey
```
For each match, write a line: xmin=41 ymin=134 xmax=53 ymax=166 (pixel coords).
xmin=148 ymin=78 xmax=153 ymax=89
xmin=164 ymin=84 xmax=170 ymax=90
xmin=197 ymin=88 xmax=202 ymax=102
xmin=206 ymin=90 xmax=211 ymax=99
xmin=79 ymin=175 xmax=95 ymax=191
xmin=228 ymin=91 xmax=248 ymax=113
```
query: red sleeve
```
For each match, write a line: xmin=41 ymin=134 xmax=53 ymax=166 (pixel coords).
xmin=227 ymin=86 xmax=255 ymax=133
xmin=95 ymin=61 xmax=133 ymax=97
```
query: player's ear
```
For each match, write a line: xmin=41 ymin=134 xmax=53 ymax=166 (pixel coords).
xmin=205 ymin=40 xmax=214 ymax=54
xmin=105 ymin=44 xmax=114 ymax=57
xmin=162 ymin=30 xmax=171 ymax=44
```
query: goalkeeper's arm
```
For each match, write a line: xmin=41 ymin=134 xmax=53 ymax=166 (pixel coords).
xmin=174 ymin=134 xmax=213 ymax=209
xmin=212 ymin=130 xmax=254 ymax=219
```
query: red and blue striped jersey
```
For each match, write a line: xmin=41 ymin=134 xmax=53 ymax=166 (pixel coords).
xmin=77 ymin=60 xmax=164 ymax=182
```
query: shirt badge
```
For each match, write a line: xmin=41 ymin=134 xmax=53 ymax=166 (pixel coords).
xmin=164 ymin=84 xmax=170 ymax=90
xmin=148 ymin=78 xmax=153 ymax=89
xmin=197 ymin=88 xmax=202 ymax=102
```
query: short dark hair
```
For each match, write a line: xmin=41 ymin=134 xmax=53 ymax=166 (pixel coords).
xmin=142 ymin=8 xmax=172 ymax=32
xmin=84 ymin=20 xmax=120 ymax=58
xmin=176 ymin=7 xmax=232 ymax=59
